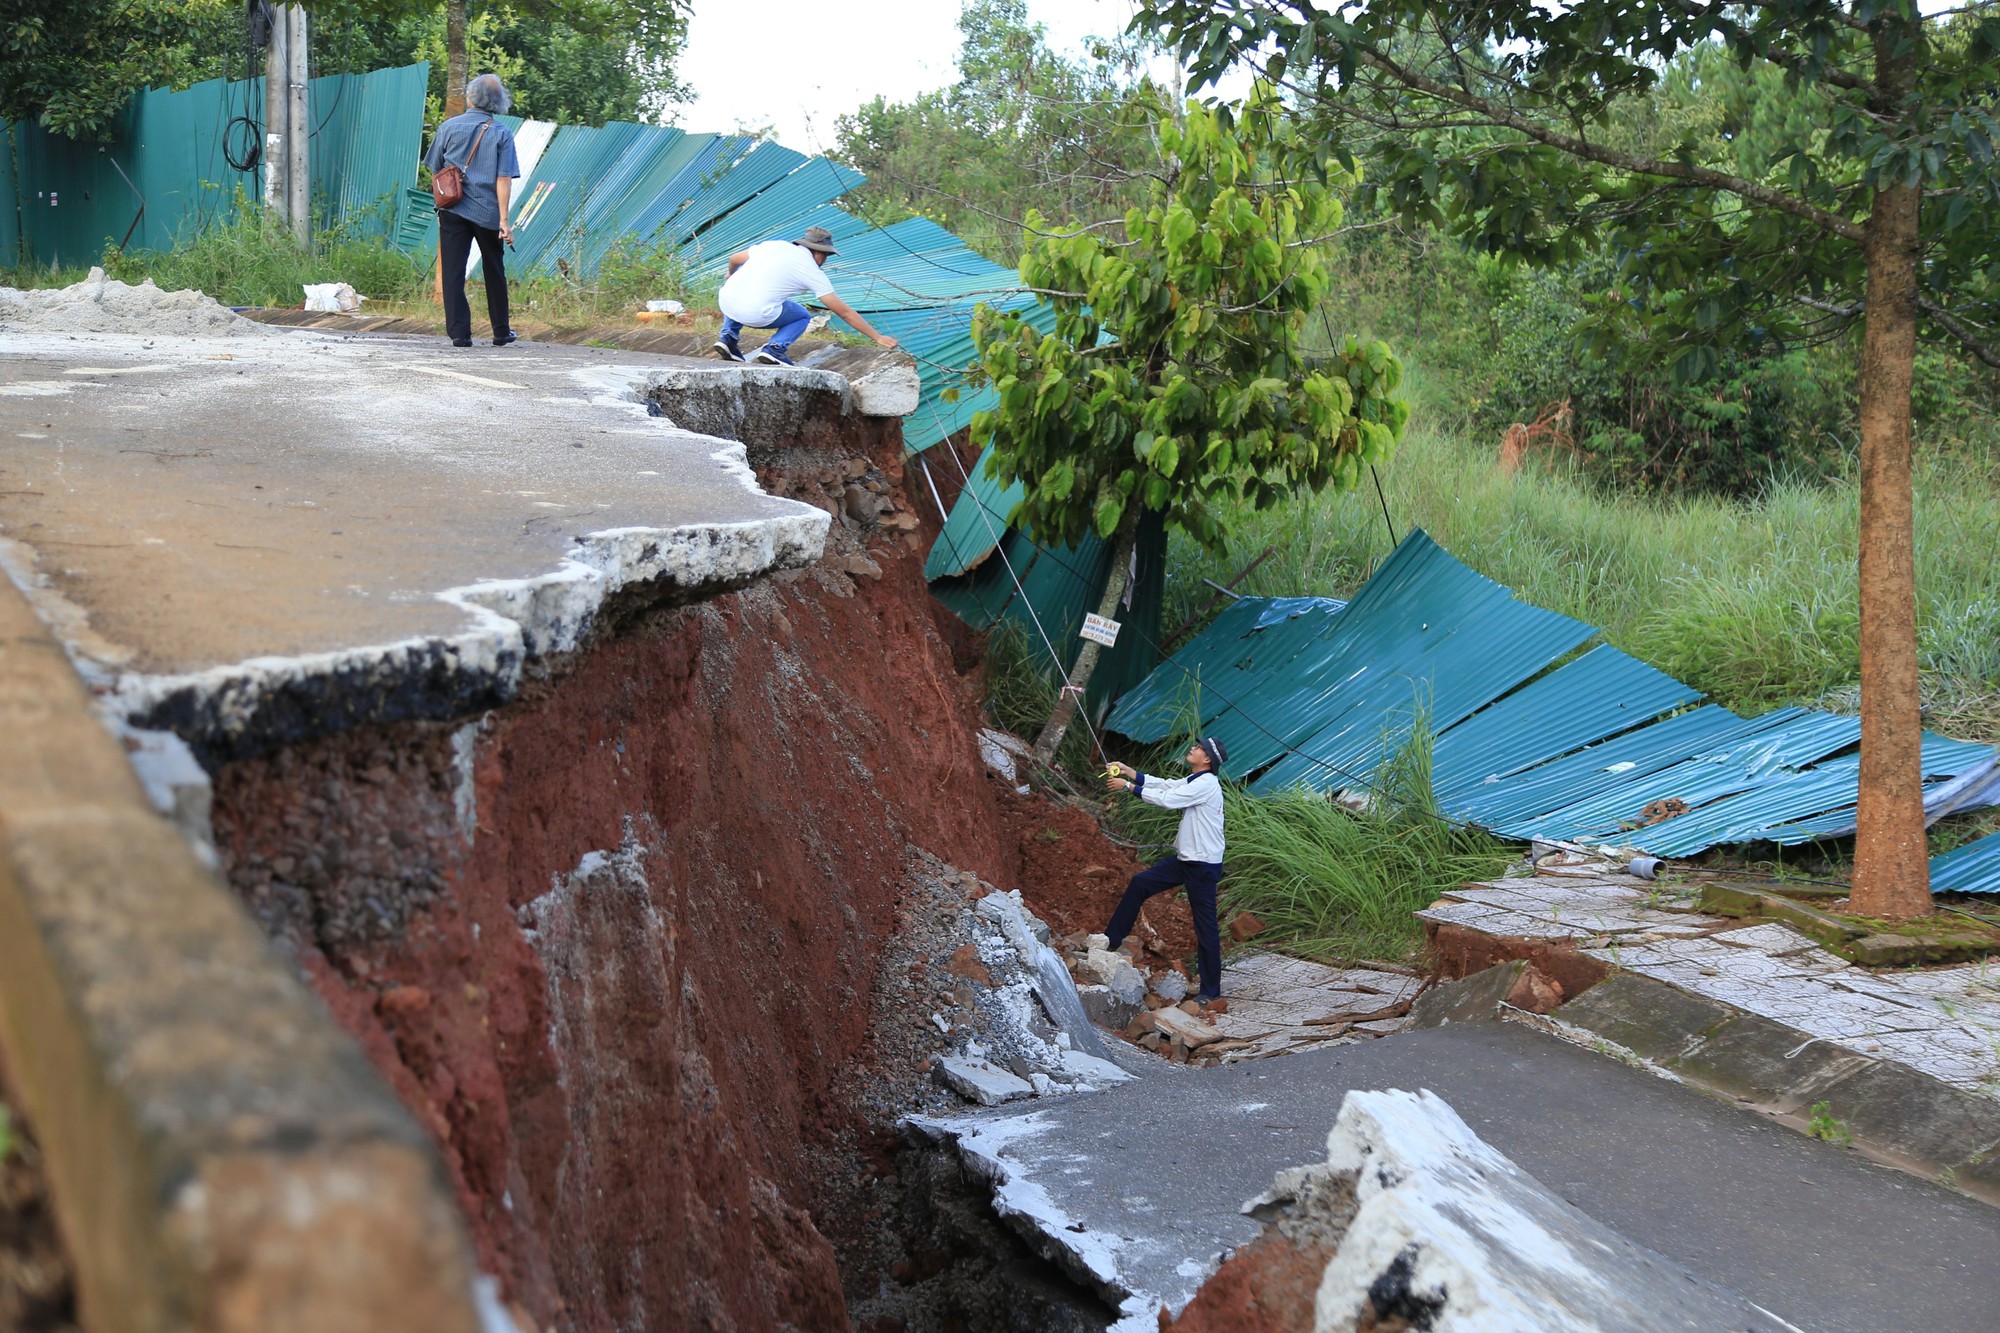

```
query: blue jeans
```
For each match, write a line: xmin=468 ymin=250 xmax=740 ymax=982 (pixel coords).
xmin=721 ymin=299 xmax=811 ymax=350
xmin=1106 ymin=856 xmax=1225 ymax=1000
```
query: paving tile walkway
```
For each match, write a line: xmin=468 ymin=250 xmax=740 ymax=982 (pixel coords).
xmin=1421 ymin=869 xmax=2000 ymax=1095
xmin=1209 ymin=952 xmax=1423 ymax=1060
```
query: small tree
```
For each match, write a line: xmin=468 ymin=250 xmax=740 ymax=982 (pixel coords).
xmin=971 ymin=84 xmax=1410 ymax=767
xmin=1138 ymin=1 xmax=2000 ymax=918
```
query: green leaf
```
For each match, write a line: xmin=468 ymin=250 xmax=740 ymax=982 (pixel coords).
xmin=1094 ymin=496 xmax=1124 ymax=538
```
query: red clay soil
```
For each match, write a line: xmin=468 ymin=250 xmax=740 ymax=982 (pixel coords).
xmin=1162 ymin=1229 xmax=1330 ymax=1333
xmin=204 ymin=419 xmax=1160 ymax=1331
xmin=991 ymin=781 xmax=1201 ymax=961
xmin=1424 ymin=920 xmax=1612 ymax=1001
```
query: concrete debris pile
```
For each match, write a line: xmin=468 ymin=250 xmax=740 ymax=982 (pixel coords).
xmin=928 ymin=890 xmax=1138 ymax=1106
xmin=868 ymin=854 xmax=1141 ymax=1113
xmin=1170 ymin=1088 xmax=1799 ymax=1333
xmin=0 ymin=269 xmax=269 ymax=336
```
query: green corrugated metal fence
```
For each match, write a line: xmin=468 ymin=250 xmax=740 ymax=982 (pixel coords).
xmin=3 ymin=63 xmax=427 ymax=268
xmin=0 ymin=128 xmax=19 ymax=265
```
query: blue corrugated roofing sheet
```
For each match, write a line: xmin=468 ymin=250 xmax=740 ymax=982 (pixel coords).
xmin=921 ymin=450 xmax=1025 ymax=579
xmin=1101 ymin=530 xmax=2000 ymax=859
xmin=1429 ymin=645 xmax=1701 ymax=808
xmin=304 ymin=63 xmax=429 ymax=235
xmin=925 ymin=491 xmax=1168 ymax=718
xmin=1930 ymin=828 xmax=2000 ymax=895
xmin=0 ymin=127 xmax=17 ymax=263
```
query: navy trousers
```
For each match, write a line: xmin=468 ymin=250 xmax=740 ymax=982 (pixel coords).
xmin=1106 ymin=856 xmax=1225 ymax=1000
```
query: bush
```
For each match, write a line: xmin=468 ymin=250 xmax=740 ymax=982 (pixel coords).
xmin=1482 ymin=262 xmax=1854 ymax=495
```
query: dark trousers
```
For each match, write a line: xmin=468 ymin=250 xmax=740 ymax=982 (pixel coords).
xmin=438 ymin=209 xmax=510 ymax=344
xmin=1106 ymin=856 xmax=1225 ymax=1000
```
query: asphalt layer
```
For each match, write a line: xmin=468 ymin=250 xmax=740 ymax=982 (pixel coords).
xmin=0 ymin=327 xmax=822 ymax=675
xmin=946 ymin=1021 xmax=2000 ymax=1332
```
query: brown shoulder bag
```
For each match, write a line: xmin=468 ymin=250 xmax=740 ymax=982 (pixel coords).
xmin=430 ymin=118 xmax=492 ymax=210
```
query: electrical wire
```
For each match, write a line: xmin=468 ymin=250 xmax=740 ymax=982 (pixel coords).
xmin=920 ymin=414 xmax=1114 ymax=772
xmin=221 ymin=0 xmax=269 ymax=173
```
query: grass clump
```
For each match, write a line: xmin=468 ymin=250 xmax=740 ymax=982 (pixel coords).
xmin=1114 ymin=723 xmax=1513 ymax=964
xmin=90 ymin=193 xmax=428 ymax=308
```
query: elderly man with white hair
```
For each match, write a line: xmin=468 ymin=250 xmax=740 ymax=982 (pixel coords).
xmin=422 ymin=74 xmax=522 ymax=348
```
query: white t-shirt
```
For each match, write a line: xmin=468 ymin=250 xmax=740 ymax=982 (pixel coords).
xmin=1137 ymin=770 xmax=1226 ymax=863
xmin=718 ymin=240 xmax=835 ymax=326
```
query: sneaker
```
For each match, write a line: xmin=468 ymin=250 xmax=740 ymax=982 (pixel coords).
xmin=753 ymin=343 xmax=794 ymax=366
xmin=493 ymin=331 xmax=519 ymax=347
xmin=451 ymin=338 xmax=473 ymax=348
xmin=712 ymin=334 xmax=745 ymax=362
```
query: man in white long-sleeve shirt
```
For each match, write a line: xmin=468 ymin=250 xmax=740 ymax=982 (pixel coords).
xmin=1104 ymin=737 xmax=1230 ymax=1004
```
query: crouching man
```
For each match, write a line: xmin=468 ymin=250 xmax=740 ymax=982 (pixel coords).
xmin=711 ymin=225 xmax=899 ymax=365
xmin=1104 ymin=737 xmax=1229 ymax=1007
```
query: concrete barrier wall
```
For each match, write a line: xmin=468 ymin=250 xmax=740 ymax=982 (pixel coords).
xmin=0 ymin=579 xmax=484 ymax=1333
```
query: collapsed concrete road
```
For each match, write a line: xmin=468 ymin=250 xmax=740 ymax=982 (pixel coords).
xmin=917 ymin=1016 xmax=2000 ymax=1331
xmin=5 ymin=276 xmax=1047 ymax=1331
xmin=0 ymin=285 xmax=853 ymax=762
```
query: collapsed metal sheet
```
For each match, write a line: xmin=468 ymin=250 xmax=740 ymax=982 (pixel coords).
xmin=1102 ymin=530 xmax=2000 ymax=860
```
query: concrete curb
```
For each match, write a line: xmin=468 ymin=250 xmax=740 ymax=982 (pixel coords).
xmin=1427 ymin=963 xmax=2000 ymax=1205
xmin=0 ymin=579 xmax=485 ymax=1331
xmin=1555 ymin=970 xmax=2000 ymax=1200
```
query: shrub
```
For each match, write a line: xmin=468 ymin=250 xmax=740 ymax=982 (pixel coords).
xmin=98 ymin=190 xmax=425 ymax=308
xmin=1482 ymin=262 xmax=1854 ymax=495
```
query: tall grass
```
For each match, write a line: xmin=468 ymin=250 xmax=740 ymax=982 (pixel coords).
xmin=4 ymin=194 xmax=712 ymax=328
xmin=1165 ymin=377 xmax=2000 ymax=739
xmin=89 ymin=196 xmax=429 ymax=308
xmin=1114 ymin=724 xmax=1513 ymax=964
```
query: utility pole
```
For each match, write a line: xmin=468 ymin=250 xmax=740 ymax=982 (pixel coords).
xmin=286 ymin=5 xmax=310 ymax=245
xmin=261 ymin=5 xmax=310 ymax=243
xmin=262 ymin=6 xmax=287 ymax=219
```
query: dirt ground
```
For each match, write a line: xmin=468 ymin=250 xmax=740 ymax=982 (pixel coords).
xmin=991 ymin=777 xmax=1202 ymax=962
xmin=0 ymin=1086 xmax=77 ymax=1333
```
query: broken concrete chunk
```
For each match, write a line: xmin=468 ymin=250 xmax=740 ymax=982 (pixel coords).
xmin=975 ymin=891 xmax=1110 ymax=1060
xmin=849 ymin=363 xmax=921 ymax=417
xmin=1077 ymin=984 xmax=1140 ymax=1032
xmin=1075 ymin=948 xmax=1127 ymax=986
xmin=1107 ymin=964 xmax=1147 ymax=1009
xmin=1303 ymin=1089 xmax=1798 ymax=1332
xmin=1198 ymin=1090 xmax=1800 ymax=1330
xmin=1407 ymin=960 xmax=1528 ymax=1029
xmin=933 ymin=1055 xmax=1034 ymax=1107
xmin=1150 ymin=971 xmax=1189 ymax=1003
xmin=1150 ymin=1005 xmax=1224 ymax=1049
xmin=1058 ymin=1048 xmax=1136 ymax=1088
xmin=977 ymin=728 xmax=1029 ymax=782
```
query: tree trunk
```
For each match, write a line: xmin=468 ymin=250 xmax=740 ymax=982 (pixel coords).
xmin=1850 ymin=14 xmax=1929 ymax=920
xmin=1032 ymin=505 xmax=1141 ymax=769
xmin=444 ymin=0 xmax=468 ymax=118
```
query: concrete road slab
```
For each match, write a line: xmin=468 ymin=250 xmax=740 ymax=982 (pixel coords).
xmin=0 ymin=329 xmax=822 ymax=672
xmin=0 ymin=327 xmax=835 ymax=753
xmin=921 ymin=1021 xmax=2000 ymax=1331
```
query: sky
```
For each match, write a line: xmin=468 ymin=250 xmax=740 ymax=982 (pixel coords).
xmin=675 ymin=0 xmax=1159 ymax=153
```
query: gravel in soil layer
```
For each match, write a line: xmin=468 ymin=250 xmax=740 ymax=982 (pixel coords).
xmin=0 ymin=1091 xmax=78 ymax=1333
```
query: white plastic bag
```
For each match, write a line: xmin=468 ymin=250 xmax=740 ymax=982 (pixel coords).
xmin=302 ymin=282 xmax=361 ymax=313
